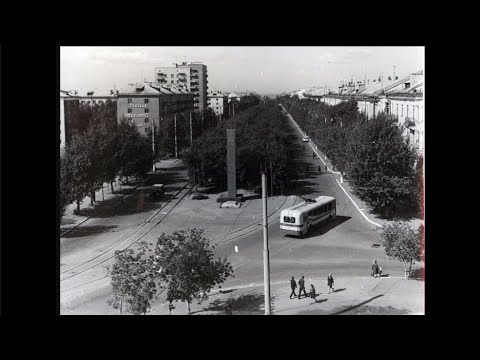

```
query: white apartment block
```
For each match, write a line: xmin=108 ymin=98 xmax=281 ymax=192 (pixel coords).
xmin=154 ymin=62 xmax=208 ymax=111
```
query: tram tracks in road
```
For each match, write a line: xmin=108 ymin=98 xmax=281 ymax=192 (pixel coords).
xmin=213 ymin=195 xmax=292 ymax=246
xmin=60 ymin=160 xmax=179 ymax=238
xmin=60 ymin=181 xmax=190 ymax=285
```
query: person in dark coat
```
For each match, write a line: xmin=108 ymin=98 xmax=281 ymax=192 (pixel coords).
xmin=318 ymin=165 xmax=321 ymax=174
xmin=289 ymin=276 xmax=297 ymax=299
xmin=309 ymin=284 xmax=317 ymax=304
xmin=298 ymin=276 xmax=307 ymax=299
xmin=372 ymin=259 xmax=377 ymax=277
xmin=327 ymin=274 xmax=335 ymax=293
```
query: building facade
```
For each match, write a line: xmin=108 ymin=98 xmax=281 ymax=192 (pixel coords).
xmin=207 ymin=91 xmax=228 ymax=116
xmin=154 ymin=62 xmax=208 ymax=111
xmin=317 ymin=70 xmax=424 ymax=153
xmin=74 ymin=89 xmax=118 ymax=105
xmin=59 ymin=90 xmax=80 ymax=154
xmin=116 ymin=83 xmax=194 ymax=136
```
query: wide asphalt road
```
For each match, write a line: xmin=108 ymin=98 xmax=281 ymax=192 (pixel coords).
xmin=213 ymin=109 xmax=410 ymax=290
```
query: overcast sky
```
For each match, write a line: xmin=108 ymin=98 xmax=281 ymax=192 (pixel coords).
xmin=61 ymin=46 xmax=424 ymax=94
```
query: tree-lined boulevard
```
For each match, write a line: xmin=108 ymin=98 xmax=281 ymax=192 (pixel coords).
xmin=60 ymin=99 xmax=423 ymax=315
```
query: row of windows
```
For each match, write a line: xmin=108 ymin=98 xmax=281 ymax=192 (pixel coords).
xmin=308 ymin=202 xmax=333 ymax=217
xmin=80 ymin=100 xmax=106 ymax=104
xmin=127 ymin=99 xmax=149 ymax=104
xmin=127 ymin=108 xmax=149 ymax=113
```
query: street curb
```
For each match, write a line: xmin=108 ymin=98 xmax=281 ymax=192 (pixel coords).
xmin=280 ymin=104 xmax=383 ymax=229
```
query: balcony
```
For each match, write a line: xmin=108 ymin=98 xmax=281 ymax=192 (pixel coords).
xmin=404 ymin=118 xmax=415 ymax=128
xmin=178 ymin=77 xmax=187 ymax=82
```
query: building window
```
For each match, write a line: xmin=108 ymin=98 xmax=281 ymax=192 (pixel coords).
xmin=171 ymin=74 xmax=174 ymax=78
xmin=145 ymin=108 xmax=149 ymax=113
xmin=128 ymin=109 xmax=132 ymax=113
xmin=145 ymin=118 xmax=149 ymax=123
xmin=406 ymin=105 xmax=409 ymax=118
xmin=92 ymin=100 xmax=96 ymax=104
xmin=128 ymin=99 xmax=132 ymax=103
xmin=401 ymin=105 xmax=404 ymax=117
xmin=144 ymin=99 xmax=149 ymax=104
xmin=171 ymin=80 xmax=174 ymax=84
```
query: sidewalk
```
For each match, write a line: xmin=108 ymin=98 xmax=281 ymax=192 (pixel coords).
xmin=148 ymin=276 xmax=424 ymax=315
xmin=282 ymin=105 xmax=422 ymax=230
xmin=60 ymin=159 xmax=180 ymax=234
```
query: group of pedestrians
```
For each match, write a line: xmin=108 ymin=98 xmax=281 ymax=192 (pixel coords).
xmin=290 ymin=274 xmax=335 ymax=304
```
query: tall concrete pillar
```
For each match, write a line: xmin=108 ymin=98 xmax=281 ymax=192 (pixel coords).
xmin=227 ymin=129 xmax=236 ymax=198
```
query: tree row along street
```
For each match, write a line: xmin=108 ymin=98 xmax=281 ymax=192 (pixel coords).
xmin=60 ymin=97 xmax=423 ymax=315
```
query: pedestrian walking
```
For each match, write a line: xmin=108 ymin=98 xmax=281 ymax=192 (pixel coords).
xmin=325 ymin=165 xmax=328 ymax=174
xmin=318 ymin=165 xmax=321 ymax=174
xmin=372 ymin=259 xmax=377 ymax=277
xmin=309 ymin=284 xmax=317 ymax=304
xmin=312 ymin=152 xmax=315 ymax=159
xmin=298 ymin=276 xmax=307 ymax=299
xmin=327 ymin=274 xmax=335 ymax=293
xmin=289 ymin=276 xmax=298 ymax=299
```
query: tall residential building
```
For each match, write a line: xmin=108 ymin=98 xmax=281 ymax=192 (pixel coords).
xmin=207 ymin=91 xmax=228 ymax=116
xmin=116 ymin=82 xmax=194 ymax=136
xmin=154 ymin=61 xmax=208 ymax=111
xmin=59 ymin=90 xmax=80 ymax=154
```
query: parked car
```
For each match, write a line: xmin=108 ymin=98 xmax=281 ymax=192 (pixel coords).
xmin=192 ymin=193 xmax=209 ymax=200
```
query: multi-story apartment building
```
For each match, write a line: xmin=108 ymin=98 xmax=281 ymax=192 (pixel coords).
xmin=207 ymin=91 xmax=228 ymax=116
xmin=74 ymin=89 xmax=118 ymax=105
xmin=59 ymin=90 xmax=80 ymax=154
xmin=116 ymin=83 xmax=194 ymax=136
xmin=154 ymin=62 xmax=208 ymax=111
xmin=318 ymin=70 xmax=424 ymax=152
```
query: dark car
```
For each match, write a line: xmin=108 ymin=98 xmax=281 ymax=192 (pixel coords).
xmin=192 ymin=193 xmax=209 ymax=200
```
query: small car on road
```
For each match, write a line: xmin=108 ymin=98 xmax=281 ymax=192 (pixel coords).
xmin=302 ymin=136 xmax=311 ymax=142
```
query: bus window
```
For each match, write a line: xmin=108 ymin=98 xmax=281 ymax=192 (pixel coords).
xmin=284 ymin=216 xmax=295 ymax=223
xmin=328 ymin=202 xmax=332 ymax=211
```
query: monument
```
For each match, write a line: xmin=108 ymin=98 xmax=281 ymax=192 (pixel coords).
xmin=227 ymin=128 xmax=237 ymax=198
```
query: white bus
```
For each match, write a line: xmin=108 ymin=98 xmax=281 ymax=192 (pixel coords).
xmin=280 ymin=196 xmax=336 ymax=236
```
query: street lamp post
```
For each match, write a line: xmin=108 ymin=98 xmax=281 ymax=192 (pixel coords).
xmin=174 ymin=113 xmax=178 ymax=158
xmin=152 ymin=119 xmax=156 ymax=172
xmin=262 ymin=171 xmax=271 ymax=315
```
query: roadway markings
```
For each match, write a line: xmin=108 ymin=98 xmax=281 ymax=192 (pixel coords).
xmin=280 ymin=104 xmax=382 ymax=229
xmin=335 ymin=178 xmax=382 ymax=228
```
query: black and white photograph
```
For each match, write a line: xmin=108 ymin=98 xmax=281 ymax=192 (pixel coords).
xmin=59 ymin=46 xmax=425 ymax=315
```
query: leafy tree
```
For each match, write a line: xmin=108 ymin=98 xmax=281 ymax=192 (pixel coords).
xmin=116 ymin=119 xmax=153 ymax=182
xmin=60 ymin=156 xmax=73 ymax=220
xmin=62 ymin=137 xmax=92 ymax=213
xmin=107 ymin=241 xmax=158 ymax=315
xmin=380 ymin=221 xmax=422 ymax=279
xmin=153 ymin=229 xmax=234 ymax=315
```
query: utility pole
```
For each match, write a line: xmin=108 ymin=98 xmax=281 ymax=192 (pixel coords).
xmin=270 ymin=161 xmax=273 ymax=197
xmin=152 ymin=119 xmax=156 ymax=172
xmin=189 ymin=111 xmax=193 ymax=146
xmin=174 ymin=114 xmax=178 ymax=158
xmin=262 ymin=171 xmax=271 ymax=315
